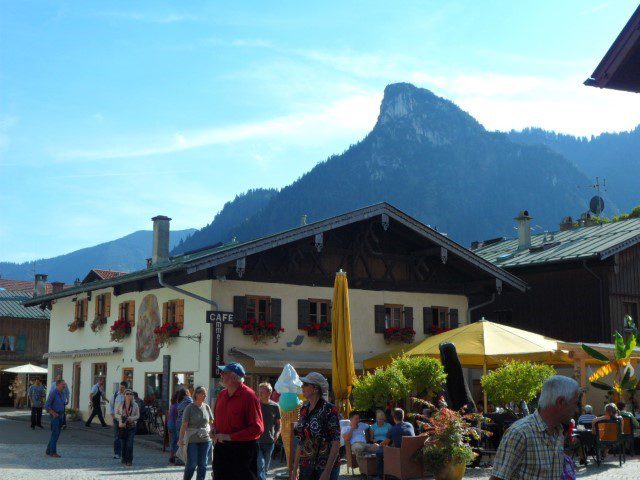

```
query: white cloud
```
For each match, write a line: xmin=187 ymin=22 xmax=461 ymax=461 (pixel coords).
xmin=100 ymin=12 xmax=199 ymax=24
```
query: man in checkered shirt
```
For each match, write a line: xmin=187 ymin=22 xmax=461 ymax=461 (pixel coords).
xmin=490 ymin=376 xmax=580 ymax=480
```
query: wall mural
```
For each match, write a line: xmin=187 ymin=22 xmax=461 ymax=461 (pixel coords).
xmin=136 ymin=294 xmax=161 ymax=362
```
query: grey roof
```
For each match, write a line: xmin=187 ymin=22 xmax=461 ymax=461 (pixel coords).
xmin=24 ymin=203 xmax=527 ymax=307
xmin=474 ymin=218 xmax=640 ymax=268
xmin=0 ymin=290 xmax=50 ymax=319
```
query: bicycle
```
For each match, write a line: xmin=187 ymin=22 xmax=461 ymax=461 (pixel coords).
xmin=144 ymin=402 xmax=165 ymax=439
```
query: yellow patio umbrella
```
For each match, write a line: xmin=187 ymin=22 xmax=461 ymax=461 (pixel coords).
xmin=331 ymin=270 xmax=356 ymax=418
xmin=364 ymin=319 xmax=572 ymax=370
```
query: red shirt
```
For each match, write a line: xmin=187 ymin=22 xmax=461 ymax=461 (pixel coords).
xmin=214 ymin=383 xmax=264 ymax=441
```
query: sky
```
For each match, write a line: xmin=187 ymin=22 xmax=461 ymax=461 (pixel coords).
xmin=1 ymin=0 xmax=640 ymax=263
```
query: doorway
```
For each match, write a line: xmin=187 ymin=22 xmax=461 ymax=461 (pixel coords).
xmin=72 ymin=363 xmax=81 ymax=409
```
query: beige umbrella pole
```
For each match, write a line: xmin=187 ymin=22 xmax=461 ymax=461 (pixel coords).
xmin=483 ymin=361 xmax=488 ymax=410
xmin=280 ymin=404 xmax=301 ymax=473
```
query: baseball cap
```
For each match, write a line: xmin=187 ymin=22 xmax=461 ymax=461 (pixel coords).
xmin=219 ymin=362 xmax=246 ymax=378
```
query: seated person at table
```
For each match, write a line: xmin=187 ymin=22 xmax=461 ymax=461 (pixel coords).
xmin=375 ymin=408 xmax=415 ymax=475
xmin=592 ymin=403 xmax=620 ymax=429
xmin=368 ymin=410 xmax=391 ymax=444
xmin=577 ymin=404 xmax=596 ymax=426
xmin=342 ymin=411 xmax=377 ymax=456
xmin=616 ymin=401 xmax=639 ymax=428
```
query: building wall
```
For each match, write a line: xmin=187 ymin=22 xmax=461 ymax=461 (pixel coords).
xmin=46 ymin=278 xmax=467 ymax=420
xmin=0 ymin=316 xmax=49 ymax=367
xmin=608 ymin=243 xmax=640 ymax=333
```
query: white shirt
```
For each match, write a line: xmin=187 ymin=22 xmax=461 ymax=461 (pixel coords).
xmin=344 ymin=422 xmax=369 ymax=444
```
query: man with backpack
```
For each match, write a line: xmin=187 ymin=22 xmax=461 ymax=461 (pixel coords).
xmin=85 ymin=377 xmax=109 ymax=428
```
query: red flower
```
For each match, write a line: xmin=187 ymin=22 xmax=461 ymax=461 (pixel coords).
xmin=259 ymin=321 xmax=265 ymax=327
xmin=280 ymin=328 xmax=285 ymax=332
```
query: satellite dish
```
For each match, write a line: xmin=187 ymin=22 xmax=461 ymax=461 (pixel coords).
xmin=589 ymin=196 xmax=605 ymax=216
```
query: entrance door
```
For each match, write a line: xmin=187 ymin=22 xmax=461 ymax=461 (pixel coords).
xmin=72 ymin=363 xmax=81 ymax=409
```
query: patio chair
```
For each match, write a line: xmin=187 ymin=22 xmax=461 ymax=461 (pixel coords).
xmin=621 ymin=416 xmax=635 ymax=456
xmin=383 ymin=436 xmax=425 ymax=479
xmin=595 ymin=419 xmax=625 ymax=467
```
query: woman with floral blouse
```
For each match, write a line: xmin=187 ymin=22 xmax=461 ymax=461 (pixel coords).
xmin=291 ymin=372 xmax=341 ymax=480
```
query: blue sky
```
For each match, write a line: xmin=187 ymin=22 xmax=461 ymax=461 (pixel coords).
xmin=2 ymin=1 xmax=640 ymax=262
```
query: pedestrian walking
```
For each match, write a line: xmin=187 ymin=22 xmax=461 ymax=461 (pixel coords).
xmin=44 ymin=379 xmax=67 ymax=458
xmin=257 ymin=382 xmax=281 ymax=480
xmin=177 ymin=388 xmax=193 ymax=428
xmin=110 ymin=381 xmax=127 ymax=459
xmin=292 ymin=372 xmax=341 ymax=480
xmin=85 ymin=376 xmax=109 ymax=427
xmin=115 ymin=389 xmax=140 ymax=467
xmin=50 ymin=374 xmax=70 ymax=429
xmin=212 ymin=363 xmax=264 ymax=480
xmin=28 ymin=378 xmax=46 ymax=429
xmin=178 ymin=386 xmax=214 ymax=480
xmin=490 ymin=375 xmax=580 ymax=480
xmin=168 ymin=389 xmax=182 ymax=464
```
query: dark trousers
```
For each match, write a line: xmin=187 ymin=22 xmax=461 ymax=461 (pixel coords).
xmin=85 ymin=404 xmax=107 ymax=426
xmin=46 ymin=415 xmax=63 ymax=455
xmin=31 ymin=407 xmax=43 ymax=427
xmin=184 ymin=441 xmax=212 ymax=480
xmin=376 ymin=446 xmax=385 ymax=475
xmin=113 ymin=422 xmax=122 ymax=455
xmin=120 ymin=428 xmax=135 ymax=464
xmin=213 ymin=440 xmax=258 ymax=480
xmin=299 ymin=466 xmax=340 ymax=480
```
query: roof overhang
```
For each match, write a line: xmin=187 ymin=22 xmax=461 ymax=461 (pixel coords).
xmin=229 ymin=347 xmax=369 ymax=370
xmin=43 ymin=347 xmax=123 ymax=360
xmin=585 ymin=5 xmax=640 ymax=93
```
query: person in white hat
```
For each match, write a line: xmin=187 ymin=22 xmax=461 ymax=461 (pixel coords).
xmin=292 ymin=372 xmax=341 ymax=480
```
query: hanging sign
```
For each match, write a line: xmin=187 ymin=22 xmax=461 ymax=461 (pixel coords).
xmin=206 ymin=311 xmax=235 ymax=378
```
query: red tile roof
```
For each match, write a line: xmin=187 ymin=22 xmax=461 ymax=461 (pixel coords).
xmin=91 ymin=269 xmax=127 ymax=280
xmin=0 ymin=278 xmax=71 ymax=294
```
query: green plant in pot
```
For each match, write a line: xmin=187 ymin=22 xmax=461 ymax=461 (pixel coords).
xmin=412 ymin=398 xmax=486 ymax=480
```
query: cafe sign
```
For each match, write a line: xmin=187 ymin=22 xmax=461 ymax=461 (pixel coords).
xmin=206 ymin=311 xmax=235 ymax=378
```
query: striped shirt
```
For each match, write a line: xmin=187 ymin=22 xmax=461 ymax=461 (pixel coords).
xmin=492 ymin=410 xmax=564 ymax=480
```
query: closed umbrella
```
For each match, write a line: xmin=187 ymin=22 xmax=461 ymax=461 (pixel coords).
xmin=331 ymin=270 xmax=356 ymax=418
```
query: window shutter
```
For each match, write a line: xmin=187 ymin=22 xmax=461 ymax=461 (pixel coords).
xmin=104 ymin=293 xmax=111 ymax=318
xmin=404 ymin=307 xmax=414 ymax=329
xmin=271 ymin=298 xmax=282 ymax=329
xmin=128 ymin=300 xmax=136 ymax=325
xmin=298 ymin=299 xmax=310 ymax=330
xmin=16 ymin=335 xmax=26 ymax=354
xmin=175 ymin=299 xmax=185 ymax=328
xmin=95 ymin=296 xmax=100 ymax=317
xmin=374 ymin=305 xmax=386 ymax=333
xmin=233 ymin=296 xmax=247 ymax=327
xmin=82 ymin=299 xmax=88 ymax=321
xmin=328 ymin=302 xmax=333 ymax=324
xmin=75 ymin=301 xmax=79 ymax=322
xmin=423 ymin=307 xmax=434 ymax=334
xmin=162 ymin=302 xmax=168 ymax=323
xmin=449 ymin=308 xmax=459 ymax=329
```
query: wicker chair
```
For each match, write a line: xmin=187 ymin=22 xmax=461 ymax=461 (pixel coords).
xmin=595 ymin=419 xmax=625 ymax=467
xmin=383 ymin=436 xmax=425 ymax=480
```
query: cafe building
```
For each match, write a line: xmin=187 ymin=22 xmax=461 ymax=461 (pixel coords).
xmin=25 ymin=203 xmax=525 ymax=421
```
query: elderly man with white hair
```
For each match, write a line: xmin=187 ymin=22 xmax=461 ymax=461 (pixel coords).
xmin=490 ymin=375 xmax=580 ymax=480
xmin=577 ymin=404 xmax=596 ymax=426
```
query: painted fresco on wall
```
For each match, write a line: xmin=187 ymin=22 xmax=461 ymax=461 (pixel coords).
xmin=136 ymin=294 xmax=161 ymax=362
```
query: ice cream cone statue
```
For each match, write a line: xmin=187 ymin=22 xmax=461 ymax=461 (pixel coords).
xmin=274 ymin=364 xmax=303 ymax=473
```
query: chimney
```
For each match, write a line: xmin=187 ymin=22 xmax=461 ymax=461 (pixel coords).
xmin=559 ymin=216 xmax=573 ymax=231
xmin=151 ymin=215 xmax=172 ymax=265
xmin=34 ymin=273 xmax=48 ymax=297
xmin=51 ymin=281 xmax=65 ymax=294
xmin=301 ymin=214 xmax=307 ymax=226
xmin=515 ymin=210 xmax=532 ymax=251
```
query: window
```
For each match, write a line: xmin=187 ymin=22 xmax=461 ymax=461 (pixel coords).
xmin=144 ymin=373 xmax=163 ymax=403
xmin=623 ymin=302 xmax=639 ymax=327
xmin=74 ymin=299 xmax=88 ymax=323
xmin=94 ymin=293 xmax=111 ymax=320
xmin=0 ymin=336 xmax=16 ymax=352
xmin=92 ymin=363 xmax=107 ymax=386
xmin=52 ymin=364 xmax=63 ymax=382
xmin=118 ymin=300 xmax=135 ymax=325
xmin=172 ymin=372 xmax=194 ymax=396
xmin=162 ymin=299 xmax=184 ymax=328
xmin=385 ymin=304 xmax=404 ymax=328
xmin=247 ymin=296 xmax=270 ymax=323
xmin=122 ymin=368 xmax=134 ymax=389
xmin=309 ymin=299 xmax=330 ymax=324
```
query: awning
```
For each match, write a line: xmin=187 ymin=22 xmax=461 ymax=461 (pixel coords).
xmin=229 ymin=347 xmax=369 ymax=371
xmin=44 ymin=347 xmax=123 ymax=360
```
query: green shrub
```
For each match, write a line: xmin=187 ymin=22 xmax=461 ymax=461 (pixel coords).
xmin=352 ymin=365 xmax=411 ymax=411
xmin=393 ymin=355 xmax=447 ymax=397
xmin=480 ymin=360 xmax=555 ymax=406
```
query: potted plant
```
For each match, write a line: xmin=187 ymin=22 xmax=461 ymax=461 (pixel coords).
xmin=154 ymin=321 xmax=181 ymax=347
xmin=65 ymin=407 xmax=81 ymax=421
xmin=304 ymin=321 xmax=332 ymax=343
xmin=383 ymin=326 xmax=415 ymax=344
xmin=240 ymin=317 xmax=284 ymax=344
xmin=110 ymin=318 xmax=133 ymax=342
xmin=90 ymin=315 xmax=107 ymax=333
xmin=67 ymin=319 xmax=84 ymax=332
xmin=413 ymin=398 xmax=486 ymax=480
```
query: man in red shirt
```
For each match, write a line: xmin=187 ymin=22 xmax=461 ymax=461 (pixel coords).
xmin=212 ymin=362 xmax=264 ymax=479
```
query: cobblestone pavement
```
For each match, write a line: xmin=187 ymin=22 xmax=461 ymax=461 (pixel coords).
xmin=2 ymin=411 xmax=640 ymax=479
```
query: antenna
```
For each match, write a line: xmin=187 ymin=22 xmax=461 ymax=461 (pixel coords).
xmin=579 ymin=177 xmax=607 ymax=218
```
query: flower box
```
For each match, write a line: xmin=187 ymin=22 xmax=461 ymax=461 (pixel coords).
xmin=383 ymin=326 xmax=415 ymax=344
xmin=240 ymin=317 xmax=284 ymax=344
xmin=304 ymin=322 xmax=332 ymax=343
xmin=91 ymin=316 xmax=108 ymax=333
xmin=110 ymin=318 xmax=133 ymax=342
xmin=429 ymin=326 xmax=451 ymax=336
xmin=154 ymin=321 xmax=181 ymax=347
